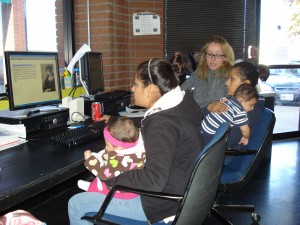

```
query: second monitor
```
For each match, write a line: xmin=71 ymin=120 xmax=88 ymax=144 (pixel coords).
xmin=79 ymin=52 xmax=104 ymax=96
xmin=5 ymin=51 xmax=62 ymax=111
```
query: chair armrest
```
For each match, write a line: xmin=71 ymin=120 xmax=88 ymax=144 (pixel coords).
xmin=112 ymin=185 xmax=182 ymax=200
xmin=225 ymin=149 xmax=257 ymax=156
xmin=81 ymin=185 xmax=182 ymax=225
xmin=81 ymin=215 xmax=118 ymax=225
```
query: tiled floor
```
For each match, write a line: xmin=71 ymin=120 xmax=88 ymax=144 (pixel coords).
xmin=4 ymin=138 xmax=300 ymax=225
xmin=204 ymin=138 xmax=300 ymax=225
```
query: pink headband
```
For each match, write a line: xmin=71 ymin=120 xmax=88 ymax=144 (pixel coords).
xmin=103 ymin=126 xmax=138 ymax=148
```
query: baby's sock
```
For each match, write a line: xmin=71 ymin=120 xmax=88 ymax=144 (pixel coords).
xmin=77 ymin=180 xmax=91 ymax=191
xmin=96 ymin=178 xmax=103 ymax=191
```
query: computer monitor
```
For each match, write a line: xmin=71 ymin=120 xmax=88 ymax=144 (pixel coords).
xmin=5 ymin=51 xmax=62 ymax=111
xmin=79 ymin=52 xmax=104 ymax=96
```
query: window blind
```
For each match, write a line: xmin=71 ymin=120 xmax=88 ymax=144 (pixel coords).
xmin=164 ymin=0 xmax=257 ymax=61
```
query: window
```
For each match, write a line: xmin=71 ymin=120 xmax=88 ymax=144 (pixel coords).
xmin=259 ymin=0 xmax=300 ymax=65
xmin=25 ymin=0 xmax=57 ymax=51
xmin=259 ymin=0 xmax=300 ymax=136
xmin=0 ymin=0 xmax=72 ymax=98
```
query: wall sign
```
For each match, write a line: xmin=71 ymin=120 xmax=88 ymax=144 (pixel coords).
xmin=133 ymin=12 xmax=161 ymax=36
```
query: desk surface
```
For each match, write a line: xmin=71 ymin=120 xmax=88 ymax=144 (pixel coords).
xmin=259 ymin=91 xmax=276 ymax=98
xmin=0 ymin=137 xmax=104 ymax=213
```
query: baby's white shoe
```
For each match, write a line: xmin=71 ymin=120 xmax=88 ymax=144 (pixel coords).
xmin=77 ymin=180 xmax=91 ymax=191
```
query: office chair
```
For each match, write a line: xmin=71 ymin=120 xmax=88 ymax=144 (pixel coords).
xmin=211 ymin=108 xmax=276 ymax=225
xmin=81 ymin=123 xmax=230 ymax=225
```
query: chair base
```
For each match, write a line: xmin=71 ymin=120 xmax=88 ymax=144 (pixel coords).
xmin=211 ymin=204 xmax=260 ymax=225
xmin=210 ymin=208 xmax=233 ymax=225
xmin=213 ymin=203 xmax=255 ymax=212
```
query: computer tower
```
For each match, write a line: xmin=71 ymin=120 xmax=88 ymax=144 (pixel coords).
xmin=84 ymin=95 xmax=131 ymax=117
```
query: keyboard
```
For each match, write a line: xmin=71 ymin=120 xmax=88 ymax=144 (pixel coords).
xmin=50 ymin=121 xmax=106 ymax=148
xmin=94 ymin=90 xmax=131 ymax=101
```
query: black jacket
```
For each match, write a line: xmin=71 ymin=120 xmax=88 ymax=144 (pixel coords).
xmin=105 ymin=92 xmax=204 ymax=222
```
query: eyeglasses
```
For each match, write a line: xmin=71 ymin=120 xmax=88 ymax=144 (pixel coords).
xmin=205 ymin=53 xmax=225 ymax=59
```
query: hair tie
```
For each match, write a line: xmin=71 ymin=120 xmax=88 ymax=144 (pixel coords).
xmin=103 ymin=126 xmax=138 ymax=149
xmin=148 ymin=59 xmax=153 ymax=83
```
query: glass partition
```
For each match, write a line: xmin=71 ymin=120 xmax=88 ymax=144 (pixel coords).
xmin=266 ymin=67 xmax=300 ymax=133
xmin=260 ymin=0 xmax=300 ymax=136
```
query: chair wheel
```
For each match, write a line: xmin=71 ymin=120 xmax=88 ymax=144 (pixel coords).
xmin=251 ymin=212 xmax=261 ymax=223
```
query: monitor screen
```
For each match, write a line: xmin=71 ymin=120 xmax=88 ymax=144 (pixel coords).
xmin=80 ymin=52 xmax=104 ymax=95
xmin=5 ymin=51 xmax=62 ymax=111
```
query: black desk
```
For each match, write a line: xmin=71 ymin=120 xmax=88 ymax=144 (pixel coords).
xmin=0 ymin=138 xmax=104 ymax=213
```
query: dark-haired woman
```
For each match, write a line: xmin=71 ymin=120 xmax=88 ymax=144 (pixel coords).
xmin=68 ymin=59 xmax=204 ymax=224
xmin=169 ymin=51 xmax=193 ymax=85
xmin=203 ymin=61 xmax=265 ymax=148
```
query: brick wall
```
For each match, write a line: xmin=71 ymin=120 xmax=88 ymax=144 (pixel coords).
xmin=73 ymin=0 xmax=164 ymax=92
xmin=2 ymin=0 xmax=26 ymax=51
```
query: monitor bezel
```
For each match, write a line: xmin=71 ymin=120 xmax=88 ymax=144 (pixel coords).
xmin=5 ymin=51 xmax=62 ymax=111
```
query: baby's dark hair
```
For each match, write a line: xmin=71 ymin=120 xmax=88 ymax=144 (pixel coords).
xmin=257 ymin=64 xmax=270 ymax=82
xmin=170 ymin=51 xmax=184 ymax=64
xmin=107 ymin=116 xmax=139 ymax=143
xmin=234 ymin=83 xmax=259 ymax=102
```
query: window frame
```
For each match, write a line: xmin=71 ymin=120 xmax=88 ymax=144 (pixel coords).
xmin=0 ymin=0 xmax=74 ymax=97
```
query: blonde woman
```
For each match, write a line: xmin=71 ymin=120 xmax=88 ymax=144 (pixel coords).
xmin=181 ymin=35 xmax=235 ymax=107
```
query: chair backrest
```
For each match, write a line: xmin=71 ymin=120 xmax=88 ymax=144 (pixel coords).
xmin=172 ymin=123 xmax=230 ymax=225
xmin=220 ymin=108 xmax=276 ymax=190
xmin=188 ymin=51 xmax=196 ymax=71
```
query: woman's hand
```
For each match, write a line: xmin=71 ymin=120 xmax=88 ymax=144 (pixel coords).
xmin=207 ymin=99 xmax=227 ymax=114
xmin=99 ymin=115 xmax=111 ymax=123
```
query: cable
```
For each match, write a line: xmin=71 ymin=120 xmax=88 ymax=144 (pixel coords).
xmin=68 ymin=87 xmax=77 ymax=96
xmin=19 ymin=137 xmax=48 ymax=141
xmin=68 ymin=87 xmax=76 ymax=96
xmin=71 ymin=111 xmax=88 ymax=123
xmin=72 ymin=86 xmax=79 ymax=98
xmin=68 ymin=86 xmax=81 ymax=98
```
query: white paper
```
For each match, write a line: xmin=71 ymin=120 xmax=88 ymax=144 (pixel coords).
xmin=118 ymin=107 xmax=146 ymax=118
xmin=0 ymin=123 xmax=26 ymax=138
xmin=133 ymin=12 xmax=161 ymax=36
xmin=0 ymin=123 xmax=27 ymax=151
xmin=67 ymin=44 xmax=91 ymax=76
